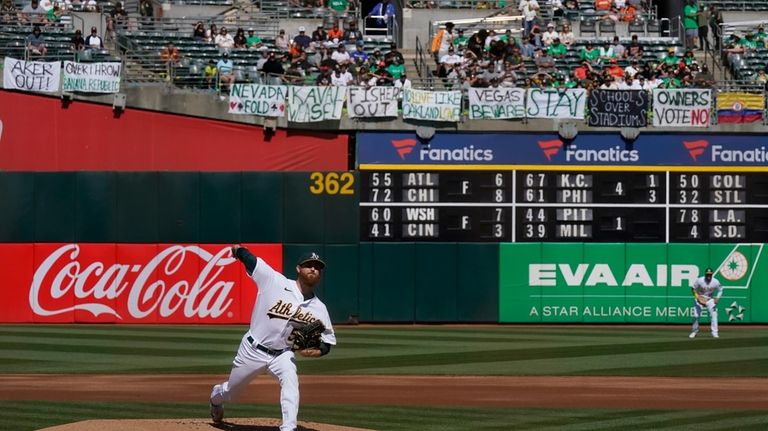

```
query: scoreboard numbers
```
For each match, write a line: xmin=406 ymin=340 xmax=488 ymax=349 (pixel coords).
xmin=359 ymin=170 xmax=768 ymax=242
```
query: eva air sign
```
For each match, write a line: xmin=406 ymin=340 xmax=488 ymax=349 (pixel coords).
xmin=499 ymin=243 xmax=768 ymax=323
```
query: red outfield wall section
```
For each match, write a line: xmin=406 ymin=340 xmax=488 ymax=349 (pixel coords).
xmin=0 ymin=243 xmax=281 ymax=324
xmin=0 ymin=91 xmax=347 ymax=171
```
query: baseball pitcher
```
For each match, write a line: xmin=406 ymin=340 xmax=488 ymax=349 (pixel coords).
xmin=689 ymin=267 xmax=723 ymax=339
xmin=209 ymin=246 xmax=336 ymax=430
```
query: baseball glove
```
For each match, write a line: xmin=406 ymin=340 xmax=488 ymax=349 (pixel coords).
xmin=290 ymin=320 xmax=325 ymax=351
xmin=696 ymin=296 xmax=709 ymax=306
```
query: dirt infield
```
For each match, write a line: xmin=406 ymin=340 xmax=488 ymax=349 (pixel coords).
xmin=3 ymin=374 xmax=768 ymax=411
xmin=37 ymin=418 xmax=376 ymax=431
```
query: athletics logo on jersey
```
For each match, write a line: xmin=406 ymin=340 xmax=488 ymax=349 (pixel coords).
xmin=267 ymin=300 xmax=315 ymax=324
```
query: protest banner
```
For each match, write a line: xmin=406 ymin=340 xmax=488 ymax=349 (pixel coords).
xmin=587 ymin=90 xmax=649 ymax=127
xmin=229 ymin=84 xmax=287 ymax=116
xmin=402 ymin=89 xmax=461 ymax=122
xmin=3 ymin=57 xmax=60 ymax=93
xmin=652 ymin=88 xmax=712 ymax=127
xmin=287 ymin=86 xmax=345 ymax=122
xmin=62 ymin=61 xmax=121 ymax=93
xmin=347 ymin=86 xmax=399 ymax=118
xmin=526 ymin=88 xmax=586 ymax=119
xmin=716 ymin=91 xmax=764 ymax=124
xmin=468 ymin=87 xmax=526 ymax=120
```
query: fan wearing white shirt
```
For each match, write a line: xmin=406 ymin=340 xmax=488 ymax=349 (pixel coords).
xmin=541 ymin=24 xmax=559 ymax=46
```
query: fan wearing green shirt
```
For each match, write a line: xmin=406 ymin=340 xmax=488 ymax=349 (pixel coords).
xmin=453 ymin=29 xmax=468 ymax=48
xmin=683 ymin=0 xmax=699 ymax=50
xmin=580 ymin=42 xmax=600 ymax=65
xmin=246 ymin=28 xmax=264 ymax=50
xmin=386 ymin=58 xmax=405 ymax=79
xmin=548 ymin=38 xmax=567 ymax=58
xmin=738 ymin=33 xmax=759 ymax=50
xmin=328 ymin=0 xmax=349 ymax=14
xmin=659 ymin=48 xmax=680 ymax=68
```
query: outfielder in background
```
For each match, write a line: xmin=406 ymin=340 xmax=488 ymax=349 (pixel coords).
xmin=210 ymin=246 xmax=336 ymax=430
xmin=689 ymin=267 xmax=723 ymax=338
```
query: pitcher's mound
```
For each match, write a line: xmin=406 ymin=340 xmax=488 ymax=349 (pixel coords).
xmin=38 ymin=418 xmax=377 ymax=431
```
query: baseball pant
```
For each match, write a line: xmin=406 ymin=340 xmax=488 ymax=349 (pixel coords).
xmin=692 ymin=298 xmax=718 ymax=336
xmin=211 ymin=333 xmax=299 ymax=431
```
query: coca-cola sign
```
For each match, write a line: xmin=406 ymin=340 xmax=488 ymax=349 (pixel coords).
xmin=0 ymin=243 xmax=282 ymax=323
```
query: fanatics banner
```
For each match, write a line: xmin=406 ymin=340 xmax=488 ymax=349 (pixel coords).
xmin=62 ymin=61 xmax=122 ymax=93
xmin=468 ymin=87 xmax=526 ymax=120
xmin=229 ymin=84 xmax=287 ymax=116
xmin=652 ymin=88 xmax=712 ymax=128
xmin=0 ymin=243 xmax=282 ymax=323
xmin=3 ymin=57 xmax=61 ymax=93
xmin=347 ymin=86 xmax=400 ymax=118
xmin=587 ymin=90 xmax=649 ymax=127
xmin=525 ymin=88 xmax=586 ymax=119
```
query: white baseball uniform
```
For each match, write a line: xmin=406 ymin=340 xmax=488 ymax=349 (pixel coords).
xmin=691 ymin=275 xmax=723 ymax=337
xmin=210 ymin=256 xmax=336 ymax=431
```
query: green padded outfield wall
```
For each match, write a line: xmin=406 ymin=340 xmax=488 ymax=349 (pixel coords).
xmin=500 ymin=243 xmax=767 ymax=324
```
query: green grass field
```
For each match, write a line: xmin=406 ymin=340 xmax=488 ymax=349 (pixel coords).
xmin=1 ymin=325 xmax=767 ymax=431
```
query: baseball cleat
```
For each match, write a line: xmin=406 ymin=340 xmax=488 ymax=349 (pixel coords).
xmin=210 ymin=402 xmax=224 ymax=424
xmin=712 ymin=333 xmax=719 ymax=338
xmin=688 ymin=331 xmax=697 ymax=338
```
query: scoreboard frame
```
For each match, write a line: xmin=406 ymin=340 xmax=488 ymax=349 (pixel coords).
xmin=358 ymin=165 xmax=768 ymax=243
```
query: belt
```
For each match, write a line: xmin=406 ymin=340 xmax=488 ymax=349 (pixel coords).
xmin=247 ymin=335 xmax=285 ymax=356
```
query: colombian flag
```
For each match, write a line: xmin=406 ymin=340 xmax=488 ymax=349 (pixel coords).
xmin=716 ymin=92 xmax=764 ymax=123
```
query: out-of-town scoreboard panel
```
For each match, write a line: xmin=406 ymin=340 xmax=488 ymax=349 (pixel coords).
xmin=359 ymin=170 xmax=768 ymax=242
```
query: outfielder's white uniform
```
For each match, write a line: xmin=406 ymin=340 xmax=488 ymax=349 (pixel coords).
xmin=691 ymin=275 xmax=723 ymax=337
xmin=210 ymin=257 xmax=336 ymax=431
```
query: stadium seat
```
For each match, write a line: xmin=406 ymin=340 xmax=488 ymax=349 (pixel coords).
xmin=580 ymin=17 xmax=597 ymax=37
xmin=629 ymin=19 xmax=645 ymax=36
xmin=598 ymin=20 xmax=616 ymax=36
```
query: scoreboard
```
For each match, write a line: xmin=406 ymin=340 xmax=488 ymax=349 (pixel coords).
xmin=359 ymin=170 xmax=768 ymax=242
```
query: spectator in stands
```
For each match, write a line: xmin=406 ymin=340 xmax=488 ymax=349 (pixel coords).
xmin=624 ymin=58 xmax=639 ymax=78
xmin=605 ymin=58 xmax=623 ymax=79
xmin=111 ymin=1 xmax=128 ymax=30
xmin=367 ymin=0 xmax=395 ymax=27
xmin=626 ymin=34 xmax=643 ymax=59
xmin=1 ymin=0 xmax=19 ymax=24
xmin=293 ymin=26 xmax=311 ymax=49
xmin=290 ymin=44 xmax=309 ymax=70
xmin=161 ymin=42 xmax=180 ymax=81
xmin=216 ymin=27 xmax=235 ymax=50
xmin=21 ymin=0 xmax=47 ymax=24
xmin=193 ymin=22 xmax=207 ymax=42
xmin=595 ymin=0 xmax=611 ymax=11
xmin=331 ymin=43 xmax=352 ymax=66
xmin=139 ymin=0 xmax=153 ymax=28
xmin=84 ymin=26 xmax=103 ymax=49
xmin=439 ymin=45 xmax=462 ymax=72
xmin=755 ymin=26 xmax=768 ymax=45
xmin=541 ymin=22 xmax=558 ymax=46
xmin=683 ymin=0 xmax=699 ymax=50
xmin=559 ymin=23 xmax=574 ymax=47
xmin=573 ymin=60 xmax=592 ymax=82
xmin=207 ymin=24 xmax=218 ymax=43
xmin=83 ymin=0 xmax=97 ymax=12
xmin=312 ymin=24 xmax=327 ymax=45
xmin=431 ymin=21 xmax=455 ymax=63
xmin=262 ymin=51 xmax=285 ymax=75
xmin=247 ymin=29 xmax=265 ymax=50
xmin=753 ymin=68 xmax=767 ymax=89
xmin=547 ymin=37 xmax=566 ymax=59
xmin=739 ymin=33 xmax=759 ymax=51
xmin=599 ymin=41 xmax=617 ymax=62
xmin=534 ymin=47 xmax=555 ymax=74
xmin=385 ymin=42 xmax=403 ymax=65
xmin=233 ymin=28 xmax=247 ymax=49
xmin=520 ymin=35 xmax=536 ymax=58
xmin=283 ymin=64 xmax=304 ymax=85
xmin=316 ymin=71 xmax=332 ymax=86
xmin=328 ymin=0 xmax=349 ymax=16
xmin=580 ymin=41 xmax=600 ymax=65
xmin=683 ymin=49 xmax=697 ymax=67
xmin=26 ymin=25 xmax=47 ymax=56
xmin=45 ymin=3 xmax=64 ymax=26
xmin=709 ymin=5 xmax=723 ymax=50
xmin=694 ymin=63 xmax=714 ymax=87
xmin=611 ymin=35 xmax=625 ymax=58
xmin=343 ymin=21 xmax=363 ymax=43
xmin=351 ymin=41 xmax=368 ymax=63
xmin=564 ymin=0 xmax=578 ymax=12
xmin=70 ymin=28 xmax=83 ymax=51
xmin=453 ymin=29 xmax=468 ymax=49
xmin=394 ymin=73 xmax=411 ymax=95
xmin=518 ymin=0 xmax=539 ymax=37
xmin=467 ymin=29 xmax=486 ymax=58
xmin=331 ymin=65 xmax=354 ymax=85
xmin=216 ymin=52 xmax=235 ymax=93
xmin=659 ymin=47 xmax=680 ymax=69
xmin=275 ymin=29 xmax=289 ymax=50
xmin=696 ymin=5 xmax=710 ymax=51
xmin=204 ymin=59 xmax=217 ymax=89
xmin=327 ymin=22 xmax=343 ymax=41
xmin=551 ymin=0 xmax=564 ymax=19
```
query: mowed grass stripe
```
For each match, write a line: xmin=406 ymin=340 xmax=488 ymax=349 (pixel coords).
xmin=632 ymin=410 xmax=768 ymax=431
